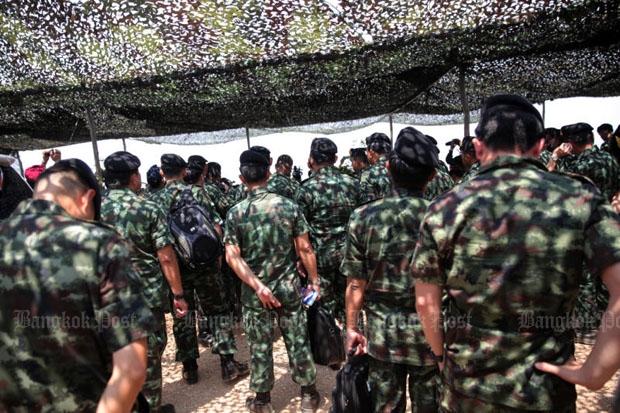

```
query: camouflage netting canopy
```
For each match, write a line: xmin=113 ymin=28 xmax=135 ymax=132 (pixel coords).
xmin=1 ymin=0 xmax=619 ymax=152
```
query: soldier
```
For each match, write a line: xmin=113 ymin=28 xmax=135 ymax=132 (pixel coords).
xmin=547 ymin=122 xmax=620 ymax=202
xmin=101 ymin=151 xmax=189 ymax=413
xmin=458 ymin=135 xmax=480 ymax=182
xmin=296 ymin=137 xmax=363 ymax=319
xmin=0 ymin=159 xmax=156 ymax=412
xmin=228 ymin=146 xmax=273 ymax=207
xmin=204 ymin=161 xmax=231 ymax=218
xmin=412 ymin=94 xmax=620 ymax=411
xmin=424 ymin=136 xmax=453 ymax=201
xmin=150 ymin=153 xmax=248 ymax=385
xmin=342 ymin=127 xmax=440 ymax=412
xmin=146 ymin=164 xmax=165 ymax=194
xmin=349 ymin=147 xmax=370 ymax=177
xmin=359 ymin=132 xmax=393 ymax=202
xmin=225 ymin=149 xmax=321 ymax=413
xmin=267 ymin=154 xmax=299 ymax=199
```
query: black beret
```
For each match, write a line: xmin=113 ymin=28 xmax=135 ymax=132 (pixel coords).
xmin=187 ymin=155 xmax=207 ymax=171
xmin=311 ymin=137 xmax=338 ymax=156
xmin=460 ymin=136 xmax=476 ymax=154
xmin=250 ymin=146 xmax=271 ymax=160
xmin=482 ymin=94 xmax=543 ymax=124
xmin=161 ymin=153 xmax=187 ymax=168
xmin=561 ymin=122 xmax=594 ymax=143
xmin=51 ymin=159 xmax=101 ymax=221
xmin=365 ymin=132 xmax=391 ymax=147
xmin=103 ymin=151 xmax=141 ymax=173
xmin=240 ymin=150 xmax=270 ymax=167
xmin=394 ymin=127 xmax=439 ymax=168
xmin=146 ymin=164 xmax=162 ymax=186
xmin=349 ymin=147 xmax=367 ymax=159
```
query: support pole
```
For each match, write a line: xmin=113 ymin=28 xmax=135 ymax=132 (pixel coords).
xmin=246 ymin=127 xmax=251 ymax=149
xmin=389 ymin=114 xmax=393 ymax=142
xmin=459 ymin=66 xmax=470 ymax=137
xmin=86 ymin=108 xmax=103 ymax=180
xmin=122 ymin=137 xmax=127 ymax=152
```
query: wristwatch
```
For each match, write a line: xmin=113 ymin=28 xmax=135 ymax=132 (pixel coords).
xmin=551 ymin=154 xmax=559 ymax=162
xmin=430 ymin=349 xmax=444 ymax=362
xmin=173 ymin=293 xmax=185 ymax=300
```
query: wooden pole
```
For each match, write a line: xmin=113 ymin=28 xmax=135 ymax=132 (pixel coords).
xmin=246 ymin=127 xmax=251 ymax=149
xmin=122 ymin=137 xmax=127 ymax=152
xmin=86 ymin=108 xmax=103 ymax=180
xmin=389 ymin=114 xmax=393 ymax=142
xmin=459 ymin=66 xmax=470 ymax=137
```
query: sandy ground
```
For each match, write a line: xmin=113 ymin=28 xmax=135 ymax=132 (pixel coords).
xmin=161 ymin=314 xmax=619 ymax=412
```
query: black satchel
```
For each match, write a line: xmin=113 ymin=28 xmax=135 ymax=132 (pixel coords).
xmin=306 ymin=303 xmax=345 ymax=366
xmin=329 ymin=347 xmax=371 ymax=413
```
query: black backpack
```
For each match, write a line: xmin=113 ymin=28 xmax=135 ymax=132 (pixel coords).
xmin=306 ymin=304 xmax=345 ymax=367
xmin=168 ymin=188 xmax=223 ymax=270
xmin=329 ymin=350 xmax=371 ymax=413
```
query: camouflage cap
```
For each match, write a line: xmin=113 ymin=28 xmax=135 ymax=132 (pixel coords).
xmin=311 ymin=137 xmax=337 ymax=156
xmin=240 ymin=150 xmax=269 ymax=166
xmin=365 ymin=132 xmax=391 ymax=147
xmin=561 ymin=122 xmax=594 ymax=144
xmin=161 ymin=153 xmax=187 ymax=168
xmin=394 ymin=126 xmax=439 ymax=168
xmin=103 ymin=151 xmax=141 ymax=173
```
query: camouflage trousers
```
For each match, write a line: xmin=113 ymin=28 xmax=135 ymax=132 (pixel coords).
xmin=173 ymin=266 xmax=237 ymax=362
xmin=573 ymin=269 xmax=609 ymax=344
xmin=243 ymin=302 xmax=317 ymax=393
xmin=142 ymin=308 xmax=167 ymax=413
xmin=439 ymin=388 xmax=576 ymax=413
xmin=368 ymin=357 xmax=439 ymax=413
xmin=317 ymin=265 xmax=347 ymax=323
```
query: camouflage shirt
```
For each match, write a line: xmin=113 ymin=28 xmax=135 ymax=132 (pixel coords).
xmin=411 ymin=155 xmax=620 ymax=410
xmin=424 ymin=166 xmax=454 ymax=201
xmin=101 ymin=188 xmax=174 ymax=310
xmin=0 ymin=199 xmax=156 ymax=411
xmin=359 ymin=155 xmax=392 ymax=202
xmin=267 ymin=172 xmax=299 ymax=200
xmin=224 ymin=187 xmax=310 ymax=309
xmin=190 ymin=184 xmax=223 ymax=224
xmin=340 ymin=187 xmax=434 ymax=366
xmin=460 ymin=160 xmax=480 ymax=182
xmin=557 ymin=145 xmax=620 ymax=202
xmin=204 ymin=181 xmax=231 ymax=220
xmin=296 ymin=165 xmax=362 ymax=269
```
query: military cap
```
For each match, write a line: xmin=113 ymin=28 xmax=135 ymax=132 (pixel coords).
xmin=240 ymin=150 xmax=270 ymax=167
xmin=394 ymin=127 xmax=439 ymax=168
xmin=250 ymin=145 xmax=271 ymax=160
xmin=146 ymin=164 xmax=162 ymax=187
xmin=187 ymin=155 xmax=208 ymax=171
xmin=311 ymin=137 xmax=338 ymax=156
xmin=161 ymin=153 xmax=187 ymax=168
xmin=49 ymin=159 xmax=102 ymax=221
xmin=461 ymin=136 xmax=476 ymax=154
xmin=365 ymin=132 xmax=391 ymax=147
xmin=561 ymin=122 xmax=594 ymax=144
xmin=482 ymin=94 xmax=543 ymax=124
xmin=349 ymin=147 xmax=367 ymax=159
xmin=103 ymin=151 xmax=141 ymax=173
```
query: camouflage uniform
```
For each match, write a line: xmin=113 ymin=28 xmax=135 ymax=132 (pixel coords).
xmin=226 ymin=183 xmax=248 ymax=207
xmin=204 ymin=180 xmax=231 ymax=219
xmin=424 ymin=166 xmax=454 ymax=201
xmin=101 ymin=187 xmax=172 ymax=412
xmin=411 ymin=155 xmax=620 ymax=412
xmin=150 ymin=180 xmax=238 ymax=364
xmin=224 ymin=187 xmax=316 ymax=393
xmin=557 ymin=145 xmax=619 ymax=202
xmin=359 ymin=155 xmax=392 ymax=202
xmin=267 ymin=171 xmax=299 ymax=199
xmin=0 ymin=199 xmax=156 ymax=411
xmin=296 ymin=165 xmax=362 ymax=317
xmin=341 ymin=187 xmax=439 ymax=412
xmin=460 ymin=160 xmax=481 ymax=182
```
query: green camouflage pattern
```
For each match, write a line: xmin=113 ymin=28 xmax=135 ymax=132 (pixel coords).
xmin=267 ymin=171 xmax=299 ymax=200
xmin=369 ymin=357 xmax=438 ymax=413
xmin=556 ymin=145 xmax=620 ymax=202
xmin=101 ymin=187 xmax=174 ymax=310
xmin=0 ymin=199 xmax=156 ymax=411
xmin=411 ymin=155 xmax=620 ymax=410
xmin=142 ymin=309 xmax=168 ymax=412
xmin=341 ymin=187 xmax=436 ymax=366
xmin=424 ymin=167 xmax=454 ymax=201
xmin=226 ymin=184 xmax=249 ymax=208
xmin=225 ymin=187 xmax=310 ymax=309
xmin=460 ymin=160 xmax=480 ymax=182
xmin=359 ymin=155 xmax=392 ymax=202
xmin=204 ymin=181 xmax=231 ymax=219
xmin=190 ymin=184 xmax=223 ymax=223
xmin=296 ymin=165 xmax=362 ymax=314
xmin=242 ymin=304 xmax=316 ymax=393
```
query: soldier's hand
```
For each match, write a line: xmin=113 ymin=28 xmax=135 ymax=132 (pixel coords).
xmin=345 ymin=328 xmax=367 ymax=356
xmin=296 ymin=259 xmax=307 ymax=278
xmin=535 ymin=356 xmax=588 ymax=388
xmin=174 ymin=298 xmax=189 ymax=318
xmin=256 ymin=285 xmax=281 ymax=309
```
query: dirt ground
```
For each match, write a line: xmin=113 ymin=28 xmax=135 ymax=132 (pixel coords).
xmin=161 ymin=314 xmax=619 ymax=412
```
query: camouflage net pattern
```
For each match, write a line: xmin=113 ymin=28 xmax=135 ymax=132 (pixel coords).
xmin=0 ymin=0 xmax=618 ymax=151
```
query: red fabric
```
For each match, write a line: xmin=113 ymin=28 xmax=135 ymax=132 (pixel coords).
xmin=24 ymin=164 xmax=46 ymax=186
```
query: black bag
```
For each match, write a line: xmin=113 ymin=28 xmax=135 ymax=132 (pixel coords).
xmin=168 ymin=188 xmax=223 ymax=270
xmin=329 ymin=350 xmax=371 ymax=413
xmin=306 ymin=304 xmax=345 ymax=366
